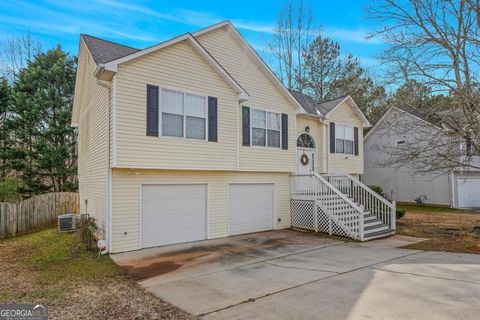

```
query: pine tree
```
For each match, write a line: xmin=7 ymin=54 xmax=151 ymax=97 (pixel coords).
xmin=0 ymin=77 xmax=10 ymax=177
xmin=9 ymin=46 xmax=77 ymax=195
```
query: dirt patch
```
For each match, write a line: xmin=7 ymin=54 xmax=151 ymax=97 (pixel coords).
xmin=397 ymin=207 xmax=480 ymax=254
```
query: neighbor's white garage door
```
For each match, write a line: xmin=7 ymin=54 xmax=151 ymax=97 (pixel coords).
xmin=229 ymin=184 xmax=274 ymax=235
xmin=141 ymin=184 xmax=206 ymax=248
xmin=458 ymin=177 xmax=480 ymax=208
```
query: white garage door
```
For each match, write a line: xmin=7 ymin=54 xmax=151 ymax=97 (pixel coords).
xmin=229 ymin=184 xmax=274 ymax=235
xmin=141 ymin=184 xmax=206 ymax=248
xmin=458 ymin=177 xmax=480 ymax=208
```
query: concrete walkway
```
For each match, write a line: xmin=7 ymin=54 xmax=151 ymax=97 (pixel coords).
xmin=112 ymin=230 xmax=480 ymax=320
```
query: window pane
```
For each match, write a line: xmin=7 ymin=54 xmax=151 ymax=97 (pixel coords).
xmin=336 ymin=138 xmax=344 ymax=153
xmin=267 ymin=112 xmax=280 ymax=130
xmin=162 ymin=113 xmax=183 ymax=137
xmin=252 ymin=109 xmax=266 ymax=128
xmin=162 ymin=89 xmax=183 ymax=114
xmin=252 ymin=128 xmax=266 ymax=146
xmin=186 ymin=116 xmax=205 ymax=139
xmin=335 ymin=124 xmax=345 ymax=139
xmin=185 ymin=94 xmax=206 ymax=118
xmin=345 ymin=126 xmax=354 ymax=140
xmin=345 ymin=140 xmax=354 ymax=154
xmin=267 ymin=130 xmax=280 ymax=147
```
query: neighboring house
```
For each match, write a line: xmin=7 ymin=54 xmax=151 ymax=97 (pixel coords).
xmin=364 ymin=105 xmax=480 ymax=209
xmin=72 ymin=21 xmax=395 ymax=253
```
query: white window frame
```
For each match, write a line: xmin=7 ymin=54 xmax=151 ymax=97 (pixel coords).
xmin=159 ymin=87 xmax=208 ymax=141
xmin=250 ymin=108 xmax=281 ymax=148
xmin=335 ymin=123 xmax=355 ymax=155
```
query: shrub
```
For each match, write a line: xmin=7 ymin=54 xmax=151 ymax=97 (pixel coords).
xmin=368 ymin=185 xmax=384 ymax=196
xmin=78 ymin=214 xmax=100 ymax=251
xmin=396 ymin=208 xmax=406 ymax=220
xmin=0 ymin=177 xmax=22 ymax=202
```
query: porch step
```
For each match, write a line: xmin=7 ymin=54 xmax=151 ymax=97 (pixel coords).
xmin=363 ymin=229 xmax=395 ymax=240
xmin=364 ymin=223 xmax=389 ymax=234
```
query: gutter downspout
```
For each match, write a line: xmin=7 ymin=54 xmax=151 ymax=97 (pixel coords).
xmin=96 ymin=78 xmax=111 ymax=254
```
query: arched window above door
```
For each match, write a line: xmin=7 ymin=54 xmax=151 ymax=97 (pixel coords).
xmin=297 ymin=133 xmax=315 ymax=149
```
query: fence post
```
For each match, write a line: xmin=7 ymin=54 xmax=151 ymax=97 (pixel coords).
xmin=359 ymin=204 xmax=364 ymax=241
xmin=314 ymin=200 xmax=318 ymax=232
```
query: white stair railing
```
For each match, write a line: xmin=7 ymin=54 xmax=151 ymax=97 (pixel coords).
xmin=323 ymin=174 xmax=396 ymax=232
xmin=291 ymin=173 xmax=365 ymax=240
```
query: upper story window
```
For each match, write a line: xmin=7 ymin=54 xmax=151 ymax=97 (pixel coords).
xmin=335 ymin=124 xmax=354 ymax=154
xmin=161 ymin=89 xmax=206 ymax=140
xmin=251 ymin=109 xmax=281 ymax=148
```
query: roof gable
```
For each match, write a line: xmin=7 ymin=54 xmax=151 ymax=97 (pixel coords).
xmin=364 ymin=106 xmax=442 ymax=141
xmin=193 ymin=21 xmax=306 ymax=113
xmin=98 ymin=33 xmax=248 ymax=100
xmin=289 ymin=90 xmax=370 ymax=126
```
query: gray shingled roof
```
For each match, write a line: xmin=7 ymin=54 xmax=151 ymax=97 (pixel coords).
xmin=289 ymin=90 xmax=348 ymax=116
xmin=81 ymin=34 xmax=139 ymax=64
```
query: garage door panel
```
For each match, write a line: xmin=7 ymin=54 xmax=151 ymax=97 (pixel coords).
xmin=141 ymin=184 xmax=206 ymax=248
xmin=229 ymin=184 xmax=274 ymax=235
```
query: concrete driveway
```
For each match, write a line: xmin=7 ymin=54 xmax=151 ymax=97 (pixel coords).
xmin=111 ymin=230 xmax=480 ymax=320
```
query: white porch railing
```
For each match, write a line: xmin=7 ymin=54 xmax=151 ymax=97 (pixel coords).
xmin=323 ymin=174 xmax=396 ymax=231
xmin=290 ymin=173 xmax=365 ymax=240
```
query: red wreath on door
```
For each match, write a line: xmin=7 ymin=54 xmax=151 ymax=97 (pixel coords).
xmin=300 ymin=154 xmax=309 ymax=165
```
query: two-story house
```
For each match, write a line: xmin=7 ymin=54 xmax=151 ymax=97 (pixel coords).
xmin=72 ymin=21 xmax=395 ymax=253
xmin=364 ymin=105 xmax=480 ymax=209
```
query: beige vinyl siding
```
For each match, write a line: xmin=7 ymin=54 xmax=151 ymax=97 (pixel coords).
xmin=328 ymin=101 xmax=364 ymax=174
xmin=296 ymin=115 xmax=327 ymax=173
xmin=110 ymin=169 xmax=291 ymax=253
xmin=76 ymin=42 xmax=109 ymax=235
xmin=114 ymin=40 xmax=239 ymax=170
xmin=197 ymin=27 xmax=296 ymax=172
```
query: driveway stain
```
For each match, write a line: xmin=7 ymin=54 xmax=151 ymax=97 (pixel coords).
xmin=119 ymin=232 xmax=324 ymax=280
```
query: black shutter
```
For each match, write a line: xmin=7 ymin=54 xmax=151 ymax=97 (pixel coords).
xmin=281 ymin=113 xmax=288 ymax=150
xmin=146 ymin=85 xmax=159 ymax=136
xmin=354 ymin=127 xmax=359 ymax=156
xmin=242 ymin=106 xmax=250 ymax=146
xmin=466 ymin=136 xmax=472 ymax=156
xmin=208 ymin=97 xmax=218 ymax=142
xmin=329 ymin=122 xmax=335 ymax=153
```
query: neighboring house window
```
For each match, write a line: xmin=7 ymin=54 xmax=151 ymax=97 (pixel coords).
xmin=335 ymin=124 xmax=354 ymax=154
xmin=161 ymin=89 xmax=206 ymax=139
xmin=251 ymin=109 xmax=281 ymax=147
xmin=396 ymin=139 xmax=406 ymax=146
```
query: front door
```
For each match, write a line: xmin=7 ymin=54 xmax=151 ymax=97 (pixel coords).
xmin=296 ymin=133 xmax=316 ymax=174
xmin=297 ymin=148 xmax=315 ymax=173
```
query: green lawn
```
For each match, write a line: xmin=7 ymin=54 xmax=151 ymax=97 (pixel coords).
xmin=0 ymin=229 xmax=194 ymax=320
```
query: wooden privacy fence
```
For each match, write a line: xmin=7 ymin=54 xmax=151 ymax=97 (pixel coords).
xmin=0 ymin=192 xmax=79 ymax=238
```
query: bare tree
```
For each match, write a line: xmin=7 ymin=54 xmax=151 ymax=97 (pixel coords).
xmin=268 ymin=0 xmax=316 ymax=90
xmin=0 ymin=32 xmax=42 ymax=82
xmin=368 ymin=0 xmax=480 ymax=172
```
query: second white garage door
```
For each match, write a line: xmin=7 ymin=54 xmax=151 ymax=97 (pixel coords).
xmin=141 ymin=184 xmax=206 ymax=248
xmin=229 ymin=184 xmax=274 ymax=235
xmin=457 ymin=176 xmax=480 ymax=208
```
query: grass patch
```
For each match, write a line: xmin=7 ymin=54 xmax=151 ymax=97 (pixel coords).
xmin=396 ymin=205 xmax=480 ymax=254
xmin=0 ymin=228 xmax=194 ymax=320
